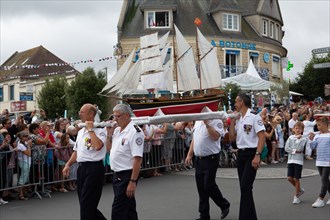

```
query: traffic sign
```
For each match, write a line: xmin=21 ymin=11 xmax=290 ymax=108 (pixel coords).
xmin=313 ymin=62 xmax=330 ymax=69
xmin=312 ymin=47 xmax=330 ymax=54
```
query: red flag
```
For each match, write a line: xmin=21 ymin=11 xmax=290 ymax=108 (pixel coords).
xmin=194 ymin=17 xmax=202 ymax=26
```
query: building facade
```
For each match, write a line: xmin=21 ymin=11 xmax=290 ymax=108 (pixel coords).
xmin=115 ymin=0 xmax=287 ymax=86
xmin=0 ymin=46 xmax=79 ymax=114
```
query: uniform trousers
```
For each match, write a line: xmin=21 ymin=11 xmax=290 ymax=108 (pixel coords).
xmin=112 ymin=169 xmax=138 ymax=220
xmin=237 ymin=148 xmax=257 ymax=220
xmin=77 ymin=161 xmax=106 ymax=220
xmin=195 ymin=153 xmax=230 ymax=219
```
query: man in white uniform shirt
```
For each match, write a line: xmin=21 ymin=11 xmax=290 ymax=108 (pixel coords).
xmin=107 ymin=104 xmax=144 ymax=220
xmin=288 ymin=112 xmax=299 ymax=136
xmin=229 ymin=93 xmax=265 ymax=220
xmin=63 ymin=103 xmax=107 ymax=220
xmin=185 ymin=118 xmax=230 ymax=220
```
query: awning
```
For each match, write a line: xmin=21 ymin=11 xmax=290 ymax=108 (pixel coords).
xmin=226 ymin=50 xmax=240 ymax=55
xmin=273 ymin=56 xmax=280 ymax=62
xmin=249 ymin=52 xmax=259 ymax=57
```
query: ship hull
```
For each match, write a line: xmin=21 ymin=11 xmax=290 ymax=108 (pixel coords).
xmin=124 ymin=95 xmax=222 ymax=117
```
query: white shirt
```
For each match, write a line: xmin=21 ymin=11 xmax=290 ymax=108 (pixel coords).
xmin=288 ymin=118 xmax=298 ymax=136
xmin=235 ymin=109 xmax=265 ymax=149
xmin=17 ymin=142 xmax=31 ymax=164
xmin=73 ymin=127 xmax=107 ymax=162
xmin=303 ymin=120 xmax=316 ymax=135
xmin=193 ymin=119 xmax=225 ymax=157
xmin=110 ymin=121 xmax=144 ymax=172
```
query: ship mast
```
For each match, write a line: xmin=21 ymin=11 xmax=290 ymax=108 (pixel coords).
xmin=195 ymin=25 xmax=202 ymax=95
xmin=172 ymin=23 xmax=179 ymax=96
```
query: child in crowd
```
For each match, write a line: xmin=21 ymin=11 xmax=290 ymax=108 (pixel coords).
xmin=56 ymin=133 xmax=71 ymax=192
xmin=285 ymin=121 xmax=307 ymax=204
xmin=309 ymin=117 xmax=330 ymax=208
xmin=17 ymin=131 xmax=32 ymax=200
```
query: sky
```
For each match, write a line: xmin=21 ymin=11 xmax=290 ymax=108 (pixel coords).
xmin=0 ymin=0 xmax=329 ymax=82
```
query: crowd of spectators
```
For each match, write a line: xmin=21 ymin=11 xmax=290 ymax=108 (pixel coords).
xmin=0 ymin=99 xmax=329 ymax=206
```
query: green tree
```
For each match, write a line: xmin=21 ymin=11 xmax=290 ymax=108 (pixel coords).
xmin=290 ymin=53 xmax=330 ymax=100
xmin=222 ymin=83 xmax=241 ymax=110
xmin=65 ymin=67 xmax=108 ymax=120
xmin=37 ymin=76 xmax=68 ymax=119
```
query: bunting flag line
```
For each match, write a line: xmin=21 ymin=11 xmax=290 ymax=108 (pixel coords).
xmin=251 ymin=93 xmax=255 ymax=109
xmin=0 ymin=69 xmax=76 ymax=80
xmin=0 ymin=53 xmax=130 ymax=71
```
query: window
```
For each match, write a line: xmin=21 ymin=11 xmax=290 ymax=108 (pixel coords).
xmin=270 ymin=22 xmax=274 ymax=38
xmin=272 ymin=55 xmax=280 ymax=77
xmin=249 ymin=52 xmax=259 ymax=67
xmin=262 ymin=19 xmax=268 ymax=36
xmin=275 ymin=24 xmax=279 ymax=40
xmin=0 ymin=87 xmax=3 ymax=102
xmin=147 ymin=11 xmax=170 ymax=28
xmin=225 ymin=50 xmax=240 ymax=77
xmin=223 ymin=13 xmax=239 ymax=31
xmin=9 ymin=85 xmax=14 ymax=100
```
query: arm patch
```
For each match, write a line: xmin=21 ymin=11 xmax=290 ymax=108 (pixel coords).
xmin=134 ymin=124 xmax=141 ymax=132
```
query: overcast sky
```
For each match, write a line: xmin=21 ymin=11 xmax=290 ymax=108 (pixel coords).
xmin=0 ymin=0 xmax=329 ymax=81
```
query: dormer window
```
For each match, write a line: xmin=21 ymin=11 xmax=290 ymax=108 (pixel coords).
xmin=262 ymin=19 xmax=268 ymax=36
xmin=146 ymin=11 xmax=170 ymax=28
xmin=270 ymin=22 xmax=274 ymax=38
xmin=223 ymin=13 xmax=239 ymax=31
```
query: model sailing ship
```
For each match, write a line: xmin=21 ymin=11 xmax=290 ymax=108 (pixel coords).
xmin=100 ymin=24 xmax=224 ymax=117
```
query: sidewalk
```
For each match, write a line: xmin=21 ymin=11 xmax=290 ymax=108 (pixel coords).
xmin=0 ymin=160 xmax=329 ymax=220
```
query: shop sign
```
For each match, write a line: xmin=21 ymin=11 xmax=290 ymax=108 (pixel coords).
xmin=20 ymin=92 xmax=33 ymax=101
xmin=313 ymin=62 xmax=330 ymax=69
xmin=211 ymin=40 xmax=256 ymax=50
xmin=312 ymin=47 xmax=330 ymax=54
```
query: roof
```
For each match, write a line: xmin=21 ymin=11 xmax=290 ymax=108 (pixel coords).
xmin=0 ymin=45 xmax=79 ymax=82
xmin=118 ymin=0 xmax=284 ymax=47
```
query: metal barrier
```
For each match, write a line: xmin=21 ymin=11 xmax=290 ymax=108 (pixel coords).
xmin=0 ymin=137 xmax=186 ymax=200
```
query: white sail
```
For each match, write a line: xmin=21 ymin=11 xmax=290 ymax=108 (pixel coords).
xmin=110 ymin=60 xmax=141 ymax=94
xmin=174 ymin=24 xmax=200 ymax=92
xmin=163 ymin=60 xmax=174 ymax=92
xmin=140 ymin=32 xmax=163 ymax=75
xmin=100 ymin=49 xmax=135 ymax=95
xmin=141 ymin=43 xmax=173 ymax=91
xmin=197 ymin=28 xmax=222 ymax=89
xmin=159 ymin=31 xmax=170 ymax=50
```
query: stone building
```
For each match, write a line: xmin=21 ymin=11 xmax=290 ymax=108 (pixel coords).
xmin=115 ymin=0 xmax=287 ymax=85
xmin=0 ymin=45 xmax=79 ymax=115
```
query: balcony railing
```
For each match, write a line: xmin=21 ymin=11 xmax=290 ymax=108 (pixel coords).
xmin=219 ymin=65 xmax=270 ymax=81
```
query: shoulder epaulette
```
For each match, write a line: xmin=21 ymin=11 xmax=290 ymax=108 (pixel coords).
xmin=134 ymin=124 xmax=141 ymax=132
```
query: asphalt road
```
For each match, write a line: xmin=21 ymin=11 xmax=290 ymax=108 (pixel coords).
xmin=0 ymin=160 xmax=329 ymax=220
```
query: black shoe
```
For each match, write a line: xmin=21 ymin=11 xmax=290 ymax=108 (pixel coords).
xmin=221 ymin=207 xmax=230 ymax=219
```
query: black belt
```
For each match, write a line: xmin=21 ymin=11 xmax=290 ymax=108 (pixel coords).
xmin=113 ymin=169 xmax=132 ymax=175
xmin=78 ymin=160 xmax=103 ymax=166
xmin=196 ymin=153 xmax=218 ymax=160
xmin=237 ymin=148 xmax=256 ymax=152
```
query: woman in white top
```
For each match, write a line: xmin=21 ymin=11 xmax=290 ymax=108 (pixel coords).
xmin=17 ymin=131 xmax=32 ymax=200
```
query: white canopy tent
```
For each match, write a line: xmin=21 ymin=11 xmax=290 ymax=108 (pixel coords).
xmin=222 ymin=60 xmax=272 ymax=91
